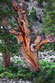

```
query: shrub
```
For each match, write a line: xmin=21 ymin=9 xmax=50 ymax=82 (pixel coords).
xmin=42 ymin=0 xmax=55 ymax=51
xmin=0 ymin=72 xmax=14 ymax=79
xmin=0 ymin=60 xmax=55 ymax=83
xmin=0 ymin=66 xmax=6 ymax=74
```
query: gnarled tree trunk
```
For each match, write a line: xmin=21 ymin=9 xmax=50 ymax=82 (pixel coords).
xmin=2 ymin=0 xmax=55 ymax=72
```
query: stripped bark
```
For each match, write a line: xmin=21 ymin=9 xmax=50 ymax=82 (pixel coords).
xmin=2 ymin=0 xmax=55 ymax=71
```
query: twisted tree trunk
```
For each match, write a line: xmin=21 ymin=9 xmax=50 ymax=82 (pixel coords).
xmin=2 ymin=0 xmax=55 ymax=71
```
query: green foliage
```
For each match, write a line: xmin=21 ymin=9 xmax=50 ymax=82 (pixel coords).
xmin=0 ymin=32 xmax=19 ymax=54
xmin=0 ymin=0 xmax=12 ymax=5
xmin=0 ymin=19 xmax=22 ymax=55
xmin=0 ymin=8 xmax=14 ymax=20
xmin=34 ymin=60 xmax=55 ymax=83
xmin=28 ymin=8 xmax=38 ymax=21
xmin=0 ymin=1 xmax=55 ymax=82
xmin=36 ymin=0 xmax=43 ymax=7
xmin=9 ymin=63 xmax=19 ymax=73
xmin=0 ymin=0 xmax=15 ymax=21
xmin=0 ymin=72 xmax=14 ymax=79
xmin=27 ymin=8 xmax=38 ymax=31
xmin=47 ymin=0 xmax=55 ymax=11
xmin=42 ymin=0 xmax=55 ymax=51
xmin=27 ymin=7 xmax=38 ymax=21
xmin=42 ymin=0 xmax=55 ymax=34
xmin=0 ymin=0 xmax=20 ymax=55
xmin=0 ymin=60 xmax=55 ymax=83
xmin=42 ymin=11 xmax=55 ymax=35
xmin=0 ymin=66 xmax=14 ymax=79
xmin=0 ymin=66 xmax=6 ymax=74
xmin=17 ymin=68 xmax=33 ymax=79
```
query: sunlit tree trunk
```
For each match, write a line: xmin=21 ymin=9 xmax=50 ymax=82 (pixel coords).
xmin=2 ymin=0 xmax=55 ymax=71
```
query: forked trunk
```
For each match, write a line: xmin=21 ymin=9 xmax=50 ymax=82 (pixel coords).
xmin=21 ymin=47 xmax=40 ymax=71
xmin=2 ymin=0 xmax=55 ymax=72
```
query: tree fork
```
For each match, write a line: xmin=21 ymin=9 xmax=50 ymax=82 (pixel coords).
xmin=2 ymin=0 xmax=55 ymax=71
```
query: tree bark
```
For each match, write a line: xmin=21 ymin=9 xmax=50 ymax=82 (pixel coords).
xmin=2 ymin=39 xmax=11 ymax=68
xmin=2 ymin=0 xmax=55 ymax=72
xmin=2 ymin=51 xmax=10 ymax=68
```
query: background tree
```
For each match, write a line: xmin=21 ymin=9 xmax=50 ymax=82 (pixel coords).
xmin=0 ymin=0 xmax=20 ymax=68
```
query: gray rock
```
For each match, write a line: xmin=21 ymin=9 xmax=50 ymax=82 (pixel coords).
xmin=38 ymin=51 xmax=55 ymax=62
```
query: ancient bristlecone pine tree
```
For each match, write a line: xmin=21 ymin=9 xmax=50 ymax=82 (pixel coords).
xmin=2 ymin=0 xmax=55 ymax=72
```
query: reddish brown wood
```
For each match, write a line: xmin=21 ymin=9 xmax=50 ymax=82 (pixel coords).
xmin=2 ymin=0 xmax=55 ymax=71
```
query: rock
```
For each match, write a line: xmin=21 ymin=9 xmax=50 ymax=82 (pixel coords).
xmin=0 ymin=53 xmax=2 ymax=57
xmin=38 ymin=51 xmax=55 ymax=62
xmin=27 ymin=0 xmax=45 ymax=34
xmin=53 ymin=60 xmax=55 ymax=62
xmin=0 ymin=78 xmax=33 ymax=83
xmin=13 ymin=81 xmax=15 ymax=83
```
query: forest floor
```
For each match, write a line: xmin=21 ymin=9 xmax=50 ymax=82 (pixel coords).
xmin=0 ymin=78 xmax=33 ymax=83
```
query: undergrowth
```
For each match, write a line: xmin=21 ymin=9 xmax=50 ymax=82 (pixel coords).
xmin=0 ymin=60 xmax=55 ymax=83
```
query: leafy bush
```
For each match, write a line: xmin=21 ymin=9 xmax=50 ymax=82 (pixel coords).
xmin=0 ymin=66 xmax=6 ymax=74
xmin=0 ymin=72 xmax=14 ymax=79
xmin=17 ymin=68 xmax=33 ymax=79
xmin=9 ymin=63 xmax=19 ymax=73
xmin=0 ymin=60 xmax=55 ymax=83
xmin=34 ymin=60 xmax=55 ymax=83
xmin=42 ymin=0 xmax=55 ymax=51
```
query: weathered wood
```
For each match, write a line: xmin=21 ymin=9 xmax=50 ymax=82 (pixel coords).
xmin=2 ymin=0 xmax=55 ymax=71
